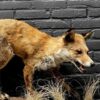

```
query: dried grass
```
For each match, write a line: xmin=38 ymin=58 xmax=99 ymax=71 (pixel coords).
xmin=0 ymin=92 xmax=9 ymax=100
xmin=84 ymin=79 xmax=99 ymax=100
xmin=25 ymin=90 xmax=48 ymax=100
xmin=44 ymin=81 xmax=65 ymax=100
xmin=25 ymin=79 xmax=99 ymax=100
xmin=0 ymin=79 xmax=99 ymax=100
xmin=25 ymin=80 xmax=65 ymax=100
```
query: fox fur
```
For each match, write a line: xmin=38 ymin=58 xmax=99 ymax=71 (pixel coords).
xmin=0 ymin=19 xmax=94 ymax=97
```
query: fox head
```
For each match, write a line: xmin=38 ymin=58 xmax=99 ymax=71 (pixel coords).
xmin=61 ymin=29 xmax=94 ymax=72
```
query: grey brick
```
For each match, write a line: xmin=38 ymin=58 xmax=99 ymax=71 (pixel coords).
xmin=16 ymin=0 xmax=33 ymax=1
xmin=94 ymin=52 xmax=100 ymax=62
xmin=31 ymin=19 xmax=70 ymax=29
xmin=0 ymin=10 xmax=13 ymax=18
xmin=24 ymin=20 xmax=66 ymax=35
xmin=85 ymin=63 xmax=100 ymax=74
xmin=67 ymin=0 xmax=89 ymax=8
xmin=65 ymin=74 xmax=95 ymax=78
xmin=32 ymin=0 xmax=67 ymax=9
xmin=23 ymin=20 xmax=57 ymax=35
xmin=67 ymin=0 xmax=100 ymax=8
xmin=68 ymin=5 xmax=87 ymax=8
xmin=52 ymin=29 xmax=93 ymax=37
xmin=67 ymin=0 xmax=89 ymax=6
xmin=52 ymin=9 xmax=86 ymax=18
xmin=75 ymin=29 xmax=92 ymax=34
xmin=90 ymin=18 xmax=100 ymax=28
xmin=41 ymin=29 xmax=53 ymax=35
xmin=52 ymin=29 xmax=67 ymax=36
xmin=87 ymin=40 xmax=100 ymax=51
xmin=72 ymin=18 xmax=100 ymax=29
xmin=23 ymin=20 xmax=35 ymax=27
xmin=44 ymin=29 xmax=93 ymax=37
xmin=89 ymin=51 xmax=94 ymax=59
xmin=90 ymin=1 xmax=100 ymax=8
xmin=15 ymin=10 xmax=50 ymax=19
xmin=89 ymin=18 xmax=100 ymax=28
xmin=72 ymin=19 xmax=91 ymax=29
xmin=92 ymin=29 xmax=100 ymax=39
xmin=0 ymin=1 xmax=31 ymax=10
xmin=88 ymin=8 xmax=100 ymax=17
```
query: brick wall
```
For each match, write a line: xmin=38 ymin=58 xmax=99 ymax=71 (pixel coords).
xmin=0 ymin=0 xmax=100 ymax=99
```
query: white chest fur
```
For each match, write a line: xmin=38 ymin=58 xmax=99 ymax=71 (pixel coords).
xmin=35 ymin=48 xmax=70 ymax=71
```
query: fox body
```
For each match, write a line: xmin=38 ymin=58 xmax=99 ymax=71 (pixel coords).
xmin=0 ymin=19 xmax=94 ymax=95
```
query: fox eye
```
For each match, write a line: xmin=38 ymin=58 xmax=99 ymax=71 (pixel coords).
xmin=76 ymin=50 xmax=82 ymax=54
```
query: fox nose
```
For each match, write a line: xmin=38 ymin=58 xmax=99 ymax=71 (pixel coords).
xmin=91 ymin=63 xmax=95 ymax=67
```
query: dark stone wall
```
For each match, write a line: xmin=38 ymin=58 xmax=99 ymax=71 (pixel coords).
xmin=0 ymin=0 xmax=100 ymax=99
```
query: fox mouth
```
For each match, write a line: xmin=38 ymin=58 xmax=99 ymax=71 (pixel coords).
xmin=72 ymin=61 xmax=85 ymax=73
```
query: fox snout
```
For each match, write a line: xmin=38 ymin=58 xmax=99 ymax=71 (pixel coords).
xmin=77 ymin=57 xmax=95 ymax=68
xmin=84 ymin=56 xmax=94 ymax=68
xmin=91 ymin=62 xmax=95 ymax=67
xmin=75 ymin=56 xmax=95 ymax=72
xmin=84 ymin=60 xmax=95 ymax=67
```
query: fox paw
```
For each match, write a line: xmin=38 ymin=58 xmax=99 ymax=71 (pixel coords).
xmin=0 ymin=92 xmax=9 ymax=100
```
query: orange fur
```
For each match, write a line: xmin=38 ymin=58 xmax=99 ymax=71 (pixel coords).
xmin=0 ymin=19 xmax=93 ymax=96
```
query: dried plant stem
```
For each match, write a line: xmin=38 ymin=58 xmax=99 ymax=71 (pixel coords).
xmin=84 ymin=79 xmax=99 ymax=100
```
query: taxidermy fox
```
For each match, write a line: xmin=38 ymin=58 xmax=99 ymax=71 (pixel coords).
xmin=0 ymin=19 xmax=94 ymax=97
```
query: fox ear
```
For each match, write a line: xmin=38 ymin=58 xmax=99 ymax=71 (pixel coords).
xmin=64 ymin=28 xmax=75 ymax=42
xmin=83 ymin=31 xmax=93 ymax=40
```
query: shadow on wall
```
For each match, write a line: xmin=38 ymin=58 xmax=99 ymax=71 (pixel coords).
xmin=0 ymin=56 xmax=24 ymax=96
xmin=0 ymin=55 xmax=100 ymax=97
